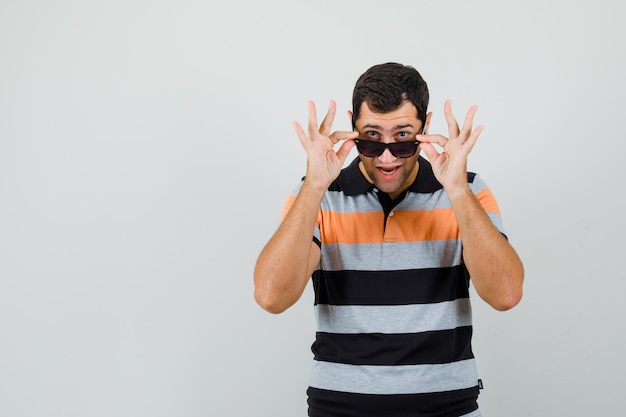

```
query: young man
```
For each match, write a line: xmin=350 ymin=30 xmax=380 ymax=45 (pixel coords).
xmin=254 ymin=62 xmax=524 ymax=417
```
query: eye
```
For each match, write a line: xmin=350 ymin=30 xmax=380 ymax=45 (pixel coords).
xmin=396 ymin=132 xmax=410 ymax=139
xmin=365 ymin=131 xmax=380 ymax=139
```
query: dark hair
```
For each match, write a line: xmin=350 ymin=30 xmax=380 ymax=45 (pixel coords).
xmin=352 ymin=62 xmax=429 ymax=129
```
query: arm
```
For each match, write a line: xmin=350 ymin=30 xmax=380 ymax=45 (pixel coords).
xmin=253 ymin=100 xmax=357 ymax=314
xmin=447 ymin=186 xmax=524 ymax=311
xmin=253 ymin=185 xmax=322 ymax=314
xmin=419 ymin=100 xmax=524 ymax=311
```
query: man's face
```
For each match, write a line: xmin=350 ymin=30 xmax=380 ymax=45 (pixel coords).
xmin=353 ymin=101 xmax=425 ymax=200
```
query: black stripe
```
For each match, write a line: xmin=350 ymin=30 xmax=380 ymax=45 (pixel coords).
xmin=307 ymin=386 xmax=479 ymax=417
xmin=312 ymin=265 xmax=470 ymax=306
xmin=328 ymin=157 xmax=372 ymax=195
xmin=312 ymin=327 xmax=473 ymax=366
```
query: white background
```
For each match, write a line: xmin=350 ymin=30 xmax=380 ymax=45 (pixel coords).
xmin=1 ymin=1 xmax=624 ymax=416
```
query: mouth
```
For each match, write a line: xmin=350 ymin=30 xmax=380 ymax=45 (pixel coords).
xmin=377 ymin=166 xmax=400 ymax=176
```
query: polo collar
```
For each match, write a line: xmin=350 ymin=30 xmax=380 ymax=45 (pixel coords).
xmin=336 ymin=156 xmax=443 ymax=196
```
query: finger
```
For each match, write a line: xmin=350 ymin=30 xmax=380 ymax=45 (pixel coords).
xmin=307 ymin=101 xmax=319 ymax=139
xmin=444 ymin=100 xmax=460 ymax=138
xmin=419 ymin=142 xmax=440 ymax=162
xmin=292 ymin=121 xmax=310 ymax=148
xmin=329 ymin=130 xmax=359 ymax=145
xmin=335 ymin=138 xmax=357 ymax=163
xmin=319 ymin=100 xmax=337 ymax=136
xmin=417 ymin=133 xmax=449 ymax=148
xmin=459 ymin=105 xmax=478 ymax=141
xmin=462 ymin=124 xmax=484 ymax=153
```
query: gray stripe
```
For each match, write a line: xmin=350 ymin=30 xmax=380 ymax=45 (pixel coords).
xmin=460 ymin=410 xmax=482 ymax=417
xmin=319 ymin=239 xmax=463 ymax=271
xmin=315 ymin=299 xmax=472 ymax=334
xmin=469 ymin=174 xmax=489 ymax=193
xmin=487 ymin=212 xmax=505 ymax=233
xmin=319 ymin=189 xmax=484 ymax=213
xmin=293 ymin=172 xmax=494 ymax=214
xmin=309 ymin=359 xmax=479 ymax=395
xmin=317 ymin=173 xmax=492 ymax=214
xmin=322 ymin=189 xmax=452 ymax=213
xmin=322 ymin=191 xmax=382 ymax=213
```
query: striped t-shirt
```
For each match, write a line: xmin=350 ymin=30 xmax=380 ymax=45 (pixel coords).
xmin=282 ymin=156 xmax=504 ymax=417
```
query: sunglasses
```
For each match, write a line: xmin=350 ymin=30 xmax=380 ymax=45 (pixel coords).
xmin=354 ymin=139 xmax=420 ymax=158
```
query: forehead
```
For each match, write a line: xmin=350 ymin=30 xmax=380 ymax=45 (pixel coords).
xmin=355 ymin=101 xmax=422 ymax=130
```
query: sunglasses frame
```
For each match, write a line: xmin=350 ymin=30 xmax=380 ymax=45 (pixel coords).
xmin=354 ymin=139 xmax=420 ymax=158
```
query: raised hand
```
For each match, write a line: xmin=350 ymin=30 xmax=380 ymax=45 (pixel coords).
xmin=292 ymin=100 xmax=358 ymax=192
xmin=418 ymin=100 xmax=484 ymax=192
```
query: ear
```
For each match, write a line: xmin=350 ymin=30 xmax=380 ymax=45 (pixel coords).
xmin=423 ymin=112 xmax=433 ymax=134
xmin=347 ymin=110 xmax=353 ymax=127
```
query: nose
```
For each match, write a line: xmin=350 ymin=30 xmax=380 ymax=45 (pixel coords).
xmin=378 ymin=147 xmax=396 ymax=163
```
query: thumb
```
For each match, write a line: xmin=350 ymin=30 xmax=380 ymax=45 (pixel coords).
xmin=419 ymin=142 xmax=438 ymax=161
xmin=336 ymin=139 xmax=356 ymax=163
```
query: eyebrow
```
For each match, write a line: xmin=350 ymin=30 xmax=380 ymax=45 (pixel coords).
xmin=361 ymin=123 xmax=416 ymax=130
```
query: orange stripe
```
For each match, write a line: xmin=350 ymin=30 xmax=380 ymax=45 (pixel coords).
xmin=476 ymin=188 xmax=500 ymax=215
xmin=280 ymin=187 xmax=500 ymax=244
xmin=319 ymin=208 xmax=461 ymax=244
xmin=319 ymin=210 xmax=385 ymax=244
xmin=280 ymin=195 xmax=298 ymax=221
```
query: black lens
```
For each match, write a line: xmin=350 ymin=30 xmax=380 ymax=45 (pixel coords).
xmin=355 ymin=139 xmax=418 ymax=158
xmin=355 ymin=140 xmax=385 ymax=157
xmin=390 ymin=142 xmax=418 ymax=158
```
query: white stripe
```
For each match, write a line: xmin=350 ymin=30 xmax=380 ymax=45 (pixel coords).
xmin=315 ymin=299 xmax=472 ymax=334
xmin=309 ymin=359 xmax=479 ymax=395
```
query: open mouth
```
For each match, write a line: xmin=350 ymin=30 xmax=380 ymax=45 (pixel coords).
xmin=378 ymin=167 xmax=399 ymax=176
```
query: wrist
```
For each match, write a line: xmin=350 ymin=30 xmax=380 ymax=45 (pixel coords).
xmin=445 ymin=183 xmax=472 ymax=201
xmin=301 ymin=178 xmax=329 ymax=199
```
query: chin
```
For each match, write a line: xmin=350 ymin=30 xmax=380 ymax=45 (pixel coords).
xmin=374 ymin=182 xmax=402 ymax=195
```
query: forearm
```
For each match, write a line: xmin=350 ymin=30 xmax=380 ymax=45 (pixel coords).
xmin=448 ymin=186 xmax=524 ymax=311
xmin=254 ymin=182 xmax=324 ymax=313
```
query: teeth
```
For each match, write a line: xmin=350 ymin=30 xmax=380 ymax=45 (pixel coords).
xmin=380 ymin=168 xmax=396 ymax=174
